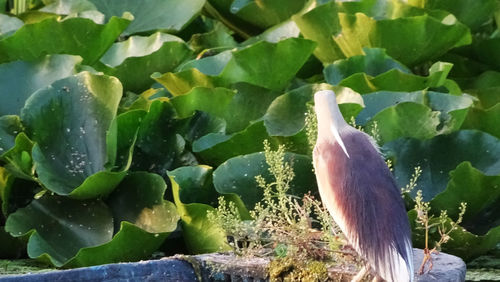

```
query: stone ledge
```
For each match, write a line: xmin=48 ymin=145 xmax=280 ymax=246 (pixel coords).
xmin=0 ymin=248 xmax=465 ymax=281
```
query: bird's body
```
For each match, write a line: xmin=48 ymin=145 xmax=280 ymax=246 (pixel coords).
xmin=312 ymin=90 xmax=413 ymax=282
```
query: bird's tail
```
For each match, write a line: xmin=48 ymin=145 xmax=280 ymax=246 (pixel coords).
xmin=366 ymin=237 xmax=414 ymax=282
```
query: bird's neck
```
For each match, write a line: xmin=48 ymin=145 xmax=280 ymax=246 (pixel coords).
xmin=316 ymin=98 xmax=348 ymax=142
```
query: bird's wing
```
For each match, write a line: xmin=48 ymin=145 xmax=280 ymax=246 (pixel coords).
xmin=313 ymin=132 xmax=413 ymax=282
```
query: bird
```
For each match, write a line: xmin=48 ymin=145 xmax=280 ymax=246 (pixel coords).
xmin=312 ymin=90 xmax=413 ymax=282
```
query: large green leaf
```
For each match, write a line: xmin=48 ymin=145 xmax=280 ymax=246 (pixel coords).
xmin=0 ymin=116 xmax=23 ymax=155
xmin=107 ymin=172 xmax=179 ymax=233
xmin=230 ymin=0 xmax=308 ymax=29
xmin=0 ymin=16 xmax=130 ymax=64
xmin=5 ymin=196 xmax=114 ymax=267
xmin=88 ymin=0 xmax=205 ymax=35
xmin=409 ymin=210 xmax=500 ymax=261
xmin=430 ymin=162 xmax=500 ymax=235
xmin=383 ymin=130 xmax=500 ymax=201
xmin=294 ymin=1 xmax=471 ymax=65
xmin=213 ymin=152 xmax=317 ymax=210
xmin=408 ymin=0 xmax=497 ymax=31
xmin=264 ymin=84 xmax=364 ymax=137
xmin=39 ymin=0 xmax=97 ymax=15
xmin=167 ymin=165 xmax=217 ymax=206
xmin=355 ymin=90 xmax=473 ymax=142
xmin=0 ymin=133 xmax=35 ymax=180
xmin=131 ymin=100 xmax=196 ymax=177
xmin=0 ymin=55 xmax=81 ymax=116
xmin=170 ymin=87 xmax=235 ymax=119
xmin=192 ymin=121 xmax=273 ymax=166
xmin=98 ymin=32 xmax=193 ymax=92
xmin=462 ymin=104 xmax=500 ymax=139
xmin=20 ymin=72 xmax=125 ymax=198
xmin=170 ymin=175 xmax=230 ymax=254
xmin=154 ymin=38 xmax=317 ymax=95
xmin=323 ymin=48 xmax=410 ymax=85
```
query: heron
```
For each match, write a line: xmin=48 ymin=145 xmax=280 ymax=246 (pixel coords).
xmin=312 ymin=90 xmax=413 ymax=282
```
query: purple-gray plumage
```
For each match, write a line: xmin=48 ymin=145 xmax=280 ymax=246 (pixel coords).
xmin=313 ymin=90 xmax=413 ymax=282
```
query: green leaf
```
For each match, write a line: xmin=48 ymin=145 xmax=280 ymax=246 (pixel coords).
xmin=408 ymin=0 xmax=497 ymax=31
xmin=98 ymin=32 xmax=193 ymax=93
xmin=0 ymin=14 xmax=24 ymax=38
xmin=212 ymin=152 xmax=316 ymax=210
xmin=383 ymin=130 xmax=500 ymax=201
xmin=5 ymin=196 xmax=114 ymax=267
xmin=1 ymin=133 xmax=35 ymax=179
xmin=230 ymin=0 xmax=308 ymax=29
xmin=170 ymin=87 xmax=235 ymax=119
xmin=0 ymin=55 xmax=82 ymax=116
xmin=264 ymin=83 xmax=364 ymax=137
xmin=192 ymin=121 xmax=272 ymax=166
xmin=107 ymin=172 xmax=179 ymax=234
xmin=473 ymin=37 xmax=500 ymax=72
xmin=431 ymin=162 xmax=500 ymax=234
xmin=154 ymin=38 xmax=317 ymax=94
xmin=131 ymin=100 xmax=196 ymax=177
xmin=0 ymin=116 xmax=23 ymax=155
xmin=167 ymin=165 xmax=217 ymax=205
xmin=294 ymin=1 xmax=471 ymax=65
xmin=0 ymin=16 xmax=130 ymax=64
xmin=88 ymin=0 xmax=206 ymax=35
xmin=323 ymin=48 xmax=410 ymax=85
xmin=39 ymin=0 xmax=97 ymax=15
xmin=462 ymin=104 xmax=500 ymax=140
xmin=409 ymin=210 xmax=500 ymax=261
xmin=170 ymin=175 xmax=230 ymax=254
xmin=0 ymin=166 xmax=38 ymax=216
xmin=189 ymin=22 xmax=238 ymax=54
xmin=21 ymin=72 xmax=125 ymax=198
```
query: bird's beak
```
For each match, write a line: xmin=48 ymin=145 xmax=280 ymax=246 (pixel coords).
xmin=314 ymin=90 xmax=350 ymax=158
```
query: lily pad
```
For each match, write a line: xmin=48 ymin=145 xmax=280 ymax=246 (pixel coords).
xmin=170 ymin=175 xmax=230 ymax=254
xmin=88 ymin=0 xmax=205 ymax=35
xmin=154 ymin=38 xmax=317 ymax=95
xmin=20 ymin=72 xmax=125 ymax=198
xmin=99 ymin=32 xmax=193 ymax=92
xmin=383 ymin=130 xmax=500 ymax=201
xmin=213 ymin=151 xmax=316 ymax=209
xmin=0 ymin=16 xmax=130 ymax=64
xmin=0 ymin=55 xmax=82 ymax=116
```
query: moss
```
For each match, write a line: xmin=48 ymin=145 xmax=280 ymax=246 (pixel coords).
xmin=0 ymin=259 xmax=53 ymax=276
xmin=269 ymin=257 xmax=329 ymax=282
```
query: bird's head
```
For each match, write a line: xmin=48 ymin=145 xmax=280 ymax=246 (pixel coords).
xmin=314 ymin=90 xmax=350 ymax=158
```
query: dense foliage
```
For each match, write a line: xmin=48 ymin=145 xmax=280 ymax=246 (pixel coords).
xmin=0 ymin=0 xmax=499 ymax=268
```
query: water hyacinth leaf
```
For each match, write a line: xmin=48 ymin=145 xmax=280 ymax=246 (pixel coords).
xmin=408 ymin=0 xmax=497 ymax=31
xmin=88 ymin=0 xmax=206 ymax=35
xmin=242 ymin=19 xmax=301 ymax=45
xmin=294 ymin=2 xmax=471 ymax=65
xmin=193 ymin=121 xmax=272 ymax=166
xmin=154 ymin=38 xmax=317 ymax=94
xmin=170 ymin=176 xmax=230 ymax=254
xmin=409 ymin=210 xmax=500 ymax=261
xmin=431 ymin=162 xmax=500 ymax=235
xmin=131 ymin=100 xmax=196 ymax=177
xmin=0 ymin=14 xmax=24 ymax=38
xmin=1 ymin=133 xmax=35 ymax=180
xmin=39 ymin=0 xmax=97 ymax=15
xmin=473 ymin=37 xmax=500 ymax=71
xmin=324 ymin=48 xmax=410 ymax=85
xmin=107 ymin=172 xmax=179 ymax=235
xmin=21 ymin=72 xmax=125 ymax=198
xmin=106 ymin=110 xmax=146 ymax=172
xmin=383 ymin=130 xmax=500 ymax=201
xmin=177 ymin=111 xmax=227 ymax=144
xmin=0 ymin=116 xmax=23 ymax=155
xmin=230 ymin=0 xmax=308 ymax=29
xmin=0 ymin=16 xmax=130 ymax=64
xmin=0 ymin=55 xmax=82 ymax=116
xmin=462 ymin=104 xmax=500 ymax=140
xmin=213 ymin=152 xmax=316 ymax=210
xmin=265 ymin=84 xmax=364 ymax=137
xmin=5 ymin=196 xmax=113 ymax=267
xmin=170 ymin=87 xmax=235 ymax=119
xmin=167 ymin=165 xmax=217 ymax=205
xmin=0 ymin=167 xmax=38 ymax=216
xmin=189 ymin=22 xmax=238 ymax=54
xmin=99 ymin=33 xmax=193 ymax=92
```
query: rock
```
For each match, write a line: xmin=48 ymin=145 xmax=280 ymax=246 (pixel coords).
xmin=0 ymin=249 xmax=466 ymax=281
